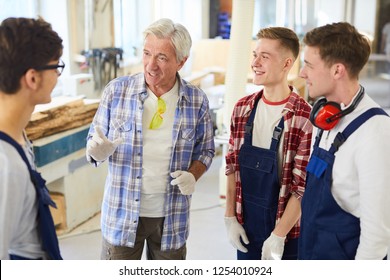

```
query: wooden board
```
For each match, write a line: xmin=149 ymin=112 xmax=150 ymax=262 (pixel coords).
xmin=26 ymin=97 xmax=99 ymax=141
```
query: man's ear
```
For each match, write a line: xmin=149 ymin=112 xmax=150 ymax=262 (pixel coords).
xmin=332 ymin=63 xmax=346 ymax=79
xmin=283 ymin=57 xmax=294 ymax=71
xmin=23 ymin=69 xmax=40 ymax=90
xmin=177 ymin=56 xmax=188 ymax=72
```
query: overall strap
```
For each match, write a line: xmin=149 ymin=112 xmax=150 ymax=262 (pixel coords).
xmin=313 ymin=129 xmax=324 ymax=148
xmin=270 ymin=117 xmax=285 ymax=151
xmin=0 ymin=131 xmax=36 ymax=183
xmin=244 ymin=96 xmax=261 ymax=145
xmin=0 ymin=131 xmax=62 ymax=260
xmin=244 ymin=95 xmax=285 ymax=150
xmin=329 ymin=108 xmax=389 ymax=154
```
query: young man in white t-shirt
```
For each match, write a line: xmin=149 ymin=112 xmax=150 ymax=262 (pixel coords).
xmin=224 ymin=27 xmax=313 ymax=260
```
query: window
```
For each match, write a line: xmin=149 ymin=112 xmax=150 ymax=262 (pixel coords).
xmin=0 ymin=0 xmax=37 ymax=19
xmin=1 ymin=0 xmax=70 ymax=96
xmin=113 ymin=0 xmax=204 ymax=67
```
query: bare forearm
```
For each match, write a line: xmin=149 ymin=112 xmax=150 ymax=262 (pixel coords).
xmin=225 ymin=173 xmax=236 ymax=217
xmin=273 ymin=195 xmax=301 ymax=237
xmin=188 ymin=160 xmax=207 ymax=181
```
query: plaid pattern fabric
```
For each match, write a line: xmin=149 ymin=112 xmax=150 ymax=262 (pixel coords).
xmin=89 ymin=73 xmax=215 ymax=250
xmin=225 ymin=89 xmax=312 ymax=239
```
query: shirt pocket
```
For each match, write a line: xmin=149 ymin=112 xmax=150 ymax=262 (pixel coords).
xmin=180 ymin=128 xmax=195 ymax=141
xmin=176 ymin=126 xmax=196 ymax=158
xmin=109 ymin=119 xmax=132 ymax=140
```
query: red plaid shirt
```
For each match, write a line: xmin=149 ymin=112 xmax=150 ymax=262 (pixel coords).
xmin=225 ymin=89 xmax=312 ymax=239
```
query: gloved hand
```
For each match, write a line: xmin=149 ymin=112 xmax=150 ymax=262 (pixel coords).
xmin=86 ymin=126 xmax=123 ymax=162
xmin=261 ymin=232 xmax=286 ymax=260
xmin=170 ymin=171 xmax=196 ymax=195
xmin=224 ymin=216 xmax=249 ymax=253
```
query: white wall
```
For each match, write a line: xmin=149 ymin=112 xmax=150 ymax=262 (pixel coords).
xmin=353 ymin=0 xmax=376 ymax=37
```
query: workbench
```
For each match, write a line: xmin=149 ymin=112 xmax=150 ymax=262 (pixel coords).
xmin=33 ymin=124 xmax=107 ymax=234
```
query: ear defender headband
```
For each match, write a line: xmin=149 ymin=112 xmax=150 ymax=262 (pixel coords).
xmin=309 ymin=86 xmax=365 ymax=130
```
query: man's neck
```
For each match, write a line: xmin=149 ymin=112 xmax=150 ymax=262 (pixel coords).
xmin=0 ymin=93 xmax=33 ymax=144
xmin=262 ymin=82 xmax=291 ymax=102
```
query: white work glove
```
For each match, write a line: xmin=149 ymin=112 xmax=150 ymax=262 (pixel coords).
xmin=170 ymin=171 xmax=196 ymax=195
xmin=224 ymin=216 xmax=249 ymax=253
xmin=261 ymin=232 xmax=286 ymax=260
xmin=86 ymin=126 xmax=123 ymax=162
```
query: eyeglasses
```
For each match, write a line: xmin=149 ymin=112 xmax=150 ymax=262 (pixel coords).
xmin=35 ymin=60 xmax=65 ymax=76
xmin=149 ymin=97 xmax=166 ymax=129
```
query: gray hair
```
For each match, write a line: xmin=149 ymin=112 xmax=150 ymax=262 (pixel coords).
xmin=143 ymin=18 xmax=192 ymax=63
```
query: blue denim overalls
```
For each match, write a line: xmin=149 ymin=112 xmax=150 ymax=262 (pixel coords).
xmin=298 ymin=108 xmax=388 ymax=259
xmin=237 ymin=97 xmax=297 ymax=260
xmin=0 ymin=131 xmax=63 ymax=260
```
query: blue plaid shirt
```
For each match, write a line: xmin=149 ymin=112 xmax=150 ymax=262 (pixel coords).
xmin=88 ymin=73 xmax=215 ymax=250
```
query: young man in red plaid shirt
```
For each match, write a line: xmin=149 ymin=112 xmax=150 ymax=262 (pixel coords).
xmin=224 ymin=27 xmax=313 ymax=260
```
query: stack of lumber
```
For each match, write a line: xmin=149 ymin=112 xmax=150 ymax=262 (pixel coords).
xmin=26 ymin=96 xmax=99 ymax=141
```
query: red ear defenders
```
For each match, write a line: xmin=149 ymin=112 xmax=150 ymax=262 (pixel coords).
xmin=309 ymin=86 xmax=365 ymax=130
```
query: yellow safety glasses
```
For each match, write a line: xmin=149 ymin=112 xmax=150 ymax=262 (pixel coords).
xmin=149 ymin=97 xmax=166 ymax=129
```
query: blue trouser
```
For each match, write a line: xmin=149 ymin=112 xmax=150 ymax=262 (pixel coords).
xmin=237 ymin=98 xmax=296 ymax=260
xmin=238 ymin=144 xmax=279 ymax=260
xmin=299 ymin=108 xmax=388 ymax=259
xmin=299 ymin=145 xmax=360 ymax=259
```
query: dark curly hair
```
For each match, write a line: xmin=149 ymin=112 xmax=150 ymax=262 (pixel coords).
xmin=0 ymin=17 xmax=63 ymax=93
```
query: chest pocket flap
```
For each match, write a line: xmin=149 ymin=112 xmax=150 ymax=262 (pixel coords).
xmin=306 ymin=155 xmax=328 ymax=178
xmin=181 ymin=128 xmax=195 ymax=141
xmin=239 ymin=154 xmax=274 ymax=173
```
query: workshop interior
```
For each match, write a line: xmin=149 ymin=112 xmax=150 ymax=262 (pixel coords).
xmin=1 ymin=0 xmax=390 ymax=260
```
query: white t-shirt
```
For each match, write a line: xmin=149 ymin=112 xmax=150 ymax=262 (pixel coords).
xmin=0 ymin=135 xmax=46 ymax=259
xmin=313 ymin=91 xmax=390 ymax=259
xmin=252 ymin=94 xmax=288 ymax=176
xmin=140 ymin=81 xmax=179 ymax=217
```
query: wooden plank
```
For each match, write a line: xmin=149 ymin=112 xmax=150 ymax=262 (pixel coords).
xmin=26 ymin=97 xmax=99 ymax=141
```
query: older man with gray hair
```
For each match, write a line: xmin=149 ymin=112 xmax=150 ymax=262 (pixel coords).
xmin=86 ymin=18 xmax=215 ymax=260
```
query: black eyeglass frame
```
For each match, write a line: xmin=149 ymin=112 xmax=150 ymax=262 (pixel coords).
xmin=34 ymin=60 xmax=65 ymax=76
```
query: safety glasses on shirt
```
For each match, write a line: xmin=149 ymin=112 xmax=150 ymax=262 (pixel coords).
xmin=149 ymin=97 xmax=166 ymax=129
